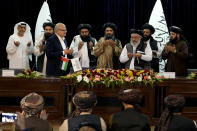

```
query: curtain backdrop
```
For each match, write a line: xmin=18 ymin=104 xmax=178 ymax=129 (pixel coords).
xmin=1 ymin=0 xmax=197 ymax=68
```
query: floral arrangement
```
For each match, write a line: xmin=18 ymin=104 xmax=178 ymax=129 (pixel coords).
xmin=17 ymin=69 xmax=41 ymax=79
xmin=187 ymin=72 xmax=197 ymax=79
xmin=61 ymin=69 xmax=163 ymax=88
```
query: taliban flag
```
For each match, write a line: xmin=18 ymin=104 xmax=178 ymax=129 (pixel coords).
xmin=35 ymin=1 xmax=52 ymax=41
xmin=61 ymin=57 xmax=69 ymax=71
xmin=149 ymin=0 xmax=169 ymax=72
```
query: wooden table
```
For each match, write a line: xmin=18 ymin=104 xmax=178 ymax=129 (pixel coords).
xmin=0 ymin=77 xmax=197 ymax=125
xmin=0 ymin=77 xmax=66 ymax=120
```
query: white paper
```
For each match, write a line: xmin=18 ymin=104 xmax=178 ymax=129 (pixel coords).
xmin=2 ymin=70 xmax=15 ymax=77
xmin=71 ymin=58 xmax=82 ymax=72
xmin=163 ymin=72 xmax=176 ymax=78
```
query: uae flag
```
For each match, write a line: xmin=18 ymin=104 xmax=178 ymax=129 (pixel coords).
xmin=61 ymin=57 xmax=69 ymax=71
xmin=149 ymin=0 xmax=169 ymax=72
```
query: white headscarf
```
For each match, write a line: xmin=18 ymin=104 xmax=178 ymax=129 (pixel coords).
xmin=13 ymin=22 xmax=33 ymax=62
xmin=14 ymin=22 xmax=32 ymax=40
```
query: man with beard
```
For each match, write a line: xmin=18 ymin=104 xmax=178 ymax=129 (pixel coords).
xmin=142 ymin=23 xmax=159 ymax=72
xmin=69 ymin=24 xmax=97 ymax=69
xmin=162 ymin=26 xmax=188 ymax=76
xmin=119 ymin=29 xmax=152 ymax=70
xmin=34 ymin=22 xmax=54 ymax=73
xmin=94 ymin=22 xmax=122 ymax=69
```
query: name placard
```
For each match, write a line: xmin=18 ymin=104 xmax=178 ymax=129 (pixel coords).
xmin=163 ymin=72 xmax=176 ymax=78
xmin=71 ymin=58 xmax=82 ymax=72
xmin=2 ymin=70 xmax=15 ymax=77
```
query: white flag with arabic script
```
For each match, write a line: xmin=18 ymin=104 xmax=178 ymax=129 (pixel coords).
xmin=149 ymin=0 xmax=169 ymax=72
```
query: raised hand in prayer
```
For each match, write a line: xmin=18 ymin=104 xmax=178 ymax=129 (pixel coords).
xmin=27 ymin=42 xmax=31 ymax=47
xmin=89 ymin=42 xmax=93 ymax=50
xmin=39 ymin=43 xmax=45 ymax=52
xmin=78 ymin=41 xmax=84 ymax=51
xmin=127 ymin=52 xmax=133 ymax=59
xmin=165 ymin=45 xmax=176 ymax=53
xmin=16 ymin=112 xmax=26 ymax=130
xmin=152 ymin=50 xmax=157 ymax=57
xmin=135 ymin=53 xmax=142 ymax=58
xmin=64 ymin=48 xmax=70 ymax=55
xmin=14 ymin=41 xmax=20 ymax=47
xmin=69 ymin=48 xmax=73 ymax=55
xmin=103 ymin=40 xmax=109 ymax=47
xmin=40 ymin=109 xmax=48 ymax=120
xmin=109 ymin=40 xmax=116 ymax=48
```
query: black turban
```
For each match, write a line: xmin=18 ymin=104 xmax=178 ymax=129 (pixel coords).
xmin=119 ymin=89 xmax=143 ymax=105
xmin=169 ymin=26 xmax=183 ymax=34
xmin=142 ymin=23 xmax=155 ymax=34
xmin=103 ymin=22 xmax=117 ymax=33
xmin=73 ymin=91 xmax=97 ymax=111
xmin=78 ymin=24 xmax=92 ymax=31
xmin=130 ymin=29 xmax=143 ymax=37
xmin=43 ymin=22 xmax=54 ymax=30
xmin=164 ymin=94 xmax=185 ymax=112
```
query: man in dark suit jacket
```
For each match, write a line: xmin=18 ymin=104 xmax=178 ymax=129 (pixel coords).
xmin=46 ymin=23 xmax=73 ymax=76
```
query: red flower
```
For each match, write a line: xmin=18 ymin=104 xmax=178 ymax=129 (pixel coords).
xmin=144 ymin=69 xmax=149 ymax=73
xmin=87 ymin=74 xmax=90 ymax=78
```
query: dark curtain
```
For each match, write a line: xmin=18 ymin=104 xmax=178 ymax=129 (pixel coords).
xmin=1 ymin=0 xmax=197 ymax=68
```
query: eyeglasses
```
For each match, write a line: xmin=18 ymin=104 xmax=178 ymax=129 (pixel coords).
xmin=58 ymin=29 xmax=67 ymax=32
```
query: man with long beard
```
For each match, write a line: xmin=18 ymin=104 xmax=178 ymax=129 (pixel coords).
xmin=142 ymin=23 xmax=159 ymax=72
xmin=119 ymin=29 xmax=152 ymax=70
xmin=69 ymin=24 xmax=97 ymax=69
xmin=162 ymin=26 xmax=188 ymax=76
xmin=34 ymin=22 xmax=54 ymax=73
xmin=94 ymin=22 xmax=122 ymax=69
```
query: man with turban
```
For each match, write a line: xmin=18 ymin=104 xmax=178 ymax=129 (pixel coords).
xmin=6 ymin=22 xmax=33 ymax=69
xmin=34 ymin=22 xmax=54 ymax=74
xmin=94 ymin=22 xmax=122 ymax=69
xmin=155 ymin=94 xmax=197 ymax=131
xmin=109 ymin=89 xmax=150 ymax=131
xmin=142 ymin=23 xmax=159 ymax=72
xmin=69 ymin=24 xmax=97 ymax=69
xmin=119 ymin=29 xmax=152 ymax=70
xmin=59 ymin=91 xmax=106 ymax=131
xmin=15 ymin=92 xmax=52 ymax=131
xmin=162 ymin=26 xmax=188 ymax=76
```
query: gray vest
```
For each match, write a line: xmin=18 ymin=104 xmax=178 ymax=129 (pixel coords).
xmin=125 ymin=41 xmax=151 ymax=70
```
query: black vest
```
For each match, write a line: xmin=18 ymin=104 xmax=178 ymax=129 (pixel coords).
xmin=149 ymin=37 xmax=159 ymax=72
xmin=125 ymin=40 xmax=151 ymax=70
xmin=68 ymin=114 xmax=102 ymax=131
xmin=37 ymin=53 xmax=45 ymax=72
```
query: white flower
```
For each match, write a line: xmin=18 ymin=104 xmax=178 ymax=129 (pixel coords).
xmin=77 ymin=75 xmax=82 ymax=82
xmin=83 ymin=76 xmax=89 ymax=83
xmin=148 ymin=76 xmax=151 ymax=80
xmin=137 ymin=77 xmax=142 ymax=82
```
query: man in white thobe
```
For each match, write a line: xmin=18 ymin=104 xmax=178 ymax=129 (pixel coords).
xmin=69 ymin=24 xmax=97 ymax=69
xmin=120 ymin=29 xmax=152 ymax=70
xmin=6 ymin=22 xmax=33 ymax=69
